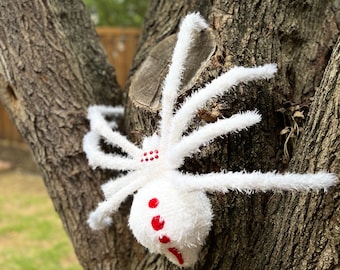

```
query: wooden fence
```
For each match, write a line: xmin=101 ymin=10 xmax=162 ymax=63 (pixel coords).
xmin=97 ymin=27 xmax=140 ymax=88
xmin=0 ymin=27 xmax=140 ymax=144
xmin=0 ymin=105 xmax=24 ymax=143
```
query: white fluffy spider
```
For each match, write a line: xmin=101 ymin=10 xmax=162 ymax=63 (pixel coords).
xmin=83 ymin=13 xmax=337 ymax=267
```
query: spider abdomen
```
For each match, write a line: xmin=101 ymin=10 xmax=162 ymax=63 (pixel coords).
xmin=129 ymin=178 xmax=212 ymax=266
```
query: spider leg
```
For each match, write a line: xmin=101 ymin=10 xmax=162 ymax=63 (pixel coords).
xmin=87 ymin=105 xmax=142 ymax=159
xmin=83 ymin=131 xmax=140 ymax=171
xmin=89 ymin=104 xmax=124 ymax=117
xmin=94 ymin=105 xmax=122 ymax=130
xmin=87 ymin=175 xmax=148 ymax=230
xmin=173 ymin=171 xmax=338 ymax=193
xmin=160 ymin=13 xmax=208 ymax=152
xmin=170 ymin=64 xmax=277 ymax=145
xmin=168 ymin=111 xmax=261 ymax=168
xmin=101 ymin=172 xmax=139 ymax=199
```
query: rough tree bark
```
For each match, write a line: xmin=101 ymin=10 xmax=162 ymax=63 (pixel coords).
xmin=0 ymin=0 xmax=339 ymax=270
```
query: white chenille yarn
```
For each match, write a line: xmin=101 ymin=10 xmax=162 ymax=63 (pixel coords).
xmin=129 ymin=179 xmax=212 ymax=267
xmin=83 ymin=13 xmax=338 ymax=267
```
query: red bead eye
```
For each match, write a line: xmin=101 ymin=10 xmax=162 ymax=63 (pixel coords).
xmin=159 ymin=234 xmax=171 ymax=243
xmin=148 ymin=198 xmax=159 ymax=208
xmin=141 ymin=149 xmax=159 ymax=163
xmin=151 ymin=215 xmax=165 ymax=231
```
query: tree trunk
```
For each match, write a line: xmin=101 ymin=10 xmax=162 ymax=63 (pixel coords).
xmin=127 ymin=1 xmax=340 ymax=269
xmin=0 ymin=0 xmax=339 ymax=270
xmin=0 ymin=1 xmax=135 ymax=269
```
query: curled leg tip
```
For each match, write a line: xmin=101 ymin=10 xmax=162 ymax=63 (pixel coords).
xmin=87 ymin=211 xmax=112 ymax=230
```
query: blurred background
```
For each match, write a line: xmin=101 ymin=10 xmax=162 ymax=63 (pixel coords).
xmin=0 ymin=1 xmax=148 ymax=269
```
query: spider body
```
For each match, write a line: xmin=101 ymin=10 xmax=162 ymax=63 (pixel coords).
xmin=83 ymin=13 xmax=337 ymax=267
xmin=129 ymin=179 xmax=211 ymax=266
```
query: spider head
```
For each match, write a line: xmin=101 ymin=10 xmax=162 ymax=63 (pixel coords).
xmin=140 ymin=134 xmax=160 ymax=163
xmin=129 ymin=175 xmax=213 ymax=267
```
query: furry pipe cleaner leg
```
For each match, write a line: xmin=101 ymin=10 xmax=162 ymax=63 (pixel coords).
xmin=83 ymin=13 xmax=338 ymax=267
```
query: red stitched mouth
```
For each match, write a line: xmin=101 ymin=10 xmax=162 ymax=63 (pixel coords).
xmin=168 ymin=247 xmax=184 ymax=265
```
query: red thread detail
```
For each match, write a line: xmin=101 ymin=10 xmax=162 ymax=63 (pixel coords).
xmin=155 ymin=155 xmax=159 ymax=159
xmin=155 ymin=150 xmax=159 ymax=154
xmin=144 ymin=152 xmax=147 ymax=156
xmin=148 ymin=198 xmax=159 ymax=208
xmin=168 ymin=247 xmax=184 ymax=265
xmin=151 ymin=215 xmax=164 ymax=231
xmin=150 ymin=157 xmax=154 ymax=161
xmin=149 ymin=151 xmax=153 ymax=154
xmin=159 ymin=234 xmax=171 ymax=244
xmin=145 ymin=158 xmax=149 ymax=162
